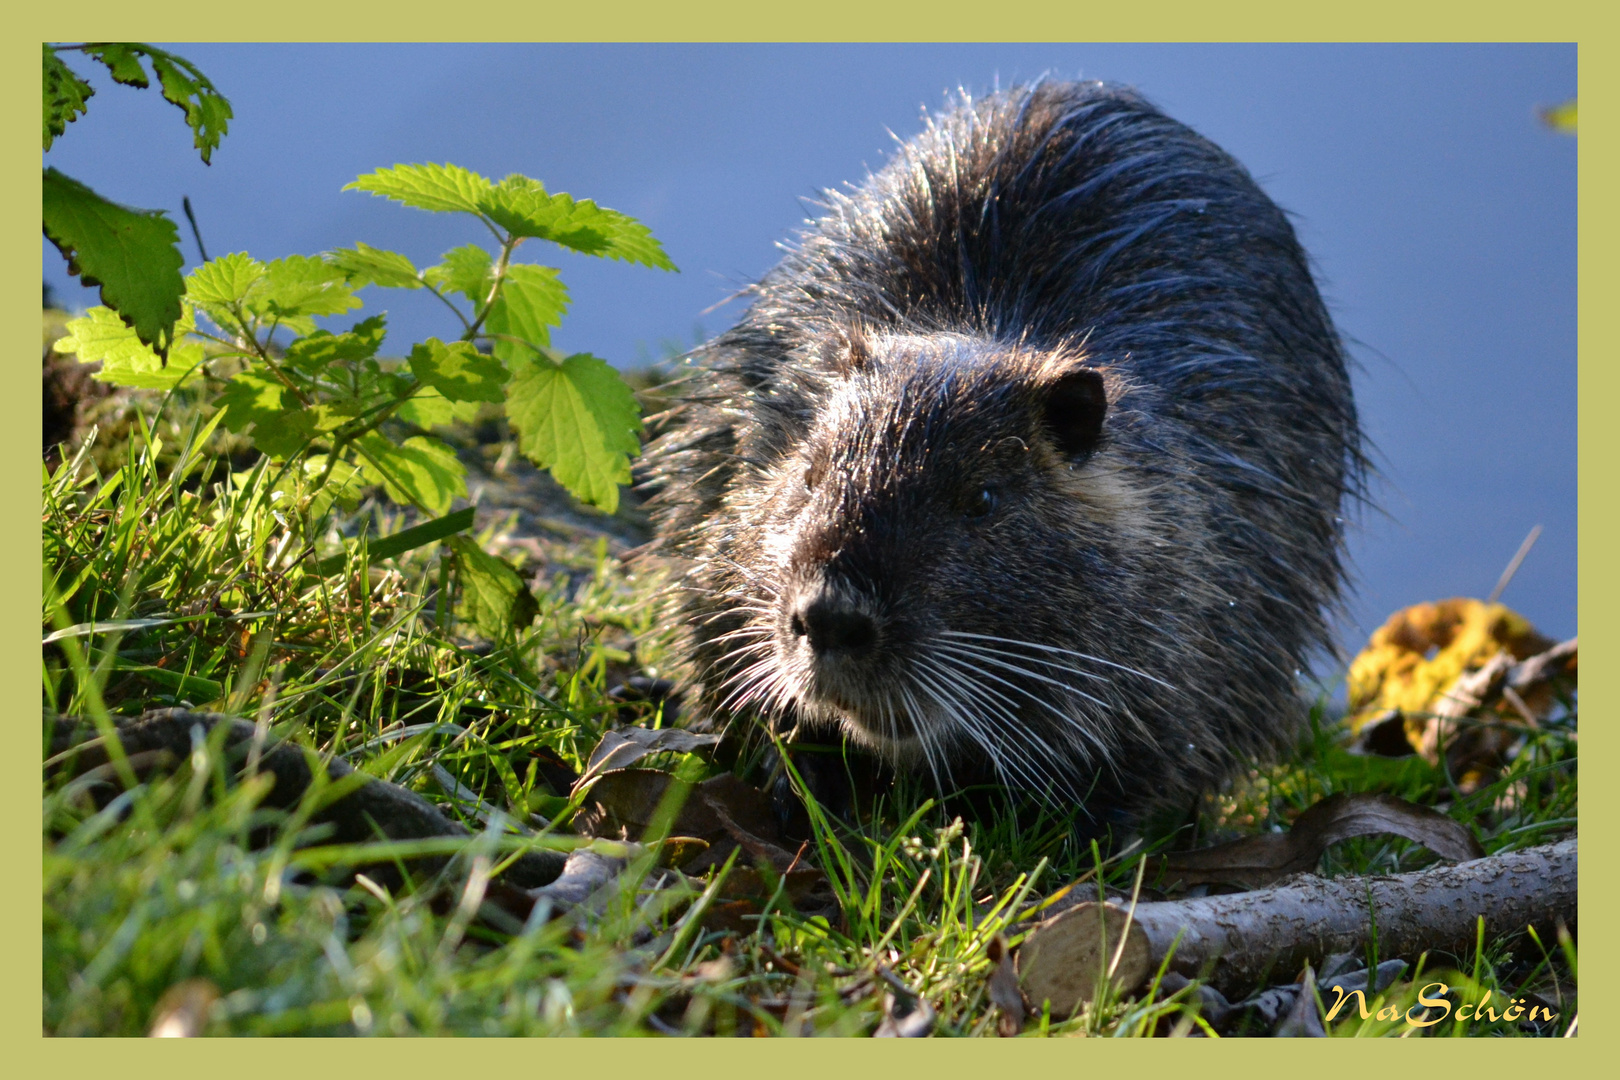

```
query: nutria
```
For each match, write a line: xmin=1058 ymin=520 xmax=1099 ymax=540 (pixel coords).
xmin=641 ymin=80 xmax=1363 ymax=831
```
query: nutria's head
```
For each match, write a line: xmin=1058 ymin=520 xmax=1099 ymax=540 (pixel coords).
xmin=708 ymin=328 xmax=1176 ymax=798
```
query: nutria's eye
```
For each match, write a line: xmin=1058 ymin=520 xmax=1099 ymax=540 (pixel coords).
xmin=964 ymin=487 xmax=997 ymax=519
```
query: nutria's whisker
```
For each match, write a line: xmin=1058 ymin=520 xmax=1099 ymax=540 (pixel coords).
xmin=932 ymin=638 xmax=1157 ymax=748
xmin=899 ymin=682 xmax=950 ymax=797
xmin=705 ymin=623 xmax=777 ymax=648
xmin=716 ymin=651 xmax=783 ymax=713
xmin=932 ymin=642 xmax=1112 ymax=712
xmin=938 ymin=631 xmax=1174 ymax=689
xmin=913 ymin=656 xmax=1045 ymax=794
xmin=927 ymin=645 xmax=1115 ymax=764
xmin=934 ymin=638 xmax=1116 ymax=687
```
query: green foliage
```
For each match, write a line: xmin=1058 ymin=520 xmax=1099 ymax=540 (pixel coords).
xmin=57 ymin=153 xmax=673 ymax=517
xmin=75 ymin=43 xmax=234 ymax=163
xmin=44 ymin=42 xmax=233 ymax=355
xmin=326 ymin=243 xmax=423 ymax=291
xmin=506 ymin=353 xmax=643 ymax=514
xmin=346 ymin=162 xmax=493 ymax=215
xmin=478 ymin=174 xmax=677 ymax=268
xmin=51 ymin=304 xmax=204 ymax=390
xmin=347 ymin=165 xmax=675 ymax=270
xmin=446 ymin=535 xmax=539 ymax=639
xmin=353 ymin=434 xmax=467 ymax=516
xmin=408 ymin=339 xmax=506 ymax=403
xmin=42 ymin=45 xmax=94 ymax=149
xmin=484 ymin=264 xmax=569 ymax=364
xmin=42 ymin=168 xmax=188 ymax=356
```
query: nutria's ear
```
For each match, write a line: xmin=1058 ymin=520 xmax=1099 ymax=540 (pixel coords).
xmin=1043 ymin=369 xmax=1108 ymax=457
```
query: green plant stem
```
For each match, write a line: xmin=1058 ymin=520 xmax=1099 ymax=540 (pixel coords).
xmin=226 ymin=301 xmax=310 ymax=408
xmin=419 ymin=279 xmax=473 ymax=333
xmin=463 ymin=235 xmax=517 ymax=342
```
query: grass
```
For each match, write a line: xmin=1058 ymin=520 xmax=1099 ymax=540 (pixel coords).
xmin=41 ymin=389 xmax=1577 ymax=1038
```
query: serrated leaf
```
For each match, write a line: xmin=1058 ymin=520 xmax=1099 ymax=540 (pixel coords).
xmin=345 ymin=163 xmax=493 ymax=215
xmin=307 ymin=402 xmax=365 ymax=433
xmin=297 ymin=454 xmax=366 ymax=517
xmin=422 ymin=245 xmax=493 ymax=307
xmin=43 ymin=46 xmax=94 ymax=150
xmin=43 ymin=168 xmax=185 ymax=356
xmin=484 ymin=264 xmax=569 ymax=366
xmin=282 ymin=315 xmax=387 ymax=374
xmin=354 ymin=433 xmax=467 ymax=515
xmin=505 ymin=353 xmax=642 ymax=512
xmin=82 ymin=43 xmax=232 ymax=164
xmin=397 ymin=387 xmax=480 ymax=430
xmin=408 ymin=338 xmax=507 ymax=403
xmin=53 ymin=305 xmax=205 ymax=390
xmin=84 ymin=42 xmax=148 ymax=86
xmin=185 ymin=252 xmax=266 ymax=308
xmin=246 ymin=255 xmax=360 ymax=320
xmin=217 ymin=371 xmax=317 ymax=458
xmin=479 ymin=174 xmax=676 ymax=270
xmin=325 ymin=242 xmax=423 ymax=290
xmin=446 ymin=535 xmax=538 ymax=640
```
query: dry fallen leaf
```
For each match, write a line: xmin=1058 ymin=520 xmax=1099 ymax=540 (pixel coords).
xmin=985 ymin=934 xmax=1026 ymax=1036
xmin=1346 ymin=598 xmax=1551 ymax=741
xmin=1145 ymin=792 xmax=1483 ymax=892
xmin=573 ymin=726 xmax=721 ymax=794
xmin=1273 ymin=964 xmax=1326 ymax=1037
xmin=1345 ymin=600 xmax=1574 ymax=791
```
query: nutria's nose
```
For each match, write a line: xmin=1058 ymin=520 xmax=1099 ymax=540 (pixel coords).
xmin=790 ymin=595 xmax=877 ymax=656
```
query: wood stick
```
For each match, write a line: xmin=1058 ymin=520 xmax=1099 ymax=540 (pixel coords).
xmin=1017 ymin=838 xmax=1575 ymax=1017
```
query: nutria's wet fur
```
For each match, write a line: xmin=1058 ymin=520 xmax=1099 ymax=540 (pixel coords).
xmin=641 ymin=80 xmax=1363 ymax=830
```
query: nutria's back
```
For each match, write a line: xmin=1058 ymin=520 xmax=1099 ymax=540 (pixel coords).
xmin=642 ymin=80 xmax=1362 ymax=829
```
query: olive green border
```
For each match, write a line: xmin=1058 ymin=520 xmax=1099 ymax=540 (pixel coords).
xmin=13 ymin=5 xmax=1601 ymax=1070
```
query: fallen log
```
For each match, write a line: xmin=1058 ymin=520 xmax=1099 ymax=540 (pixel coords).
xmin=1016 ymin=838 xmax=1576 ymax=1017
xmin=47 ymin=708 xmax=569 ymax=889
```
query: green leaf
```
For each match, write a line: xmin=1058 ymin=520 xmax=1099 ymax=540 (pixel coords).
xmin=484 ymin=264 xmax=569 ymax=366
xmin=43 ymin=46 xmax=94 ymax=150
xmin=422 ymin=245 xmax=493 ymax=307
xmin=289 ymin=454 xmax=366 ymax=519
xmin=247 ymin=255 xmax=361 ymax=320
xmin=185 ymin=252 xmax=266 ymax=308
xmin=504 ymin=353 xmax=642 ymax=513
xmin=325 ymin=242 xmax=423 ymax=289
xmin=408 ymin=338 xmax=507 ymax=403
xmin=42 ymin=168 xmax=185 ymax=356
xmin=354 ymin=433 xmax=467 ymax=515
xmin=53 ymin=305 xmax=205 ymax=390
xmin=446 ymin=535 xmax=538 ymax=640
xmin=307 ymin=402 xmax=365 ymax=433
xmin=479 ymin=174 xmax=676 ymax=270
xmin=345 ymin=163 xmax=493 ymax=216
xmin=282 ymin=315 xmax=387 ymax=375
xmin=83 ymin=42 xmax=147 ymax=85
xmin=82 ymin=43 xmax=233 ymax=164
xmin=396 ymin=387 xmax=479 ymax=430
xmin=315 ymin=506 xmax=476 ymax=575
xmin=217 ymin=371 xmax=317 ymax=458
